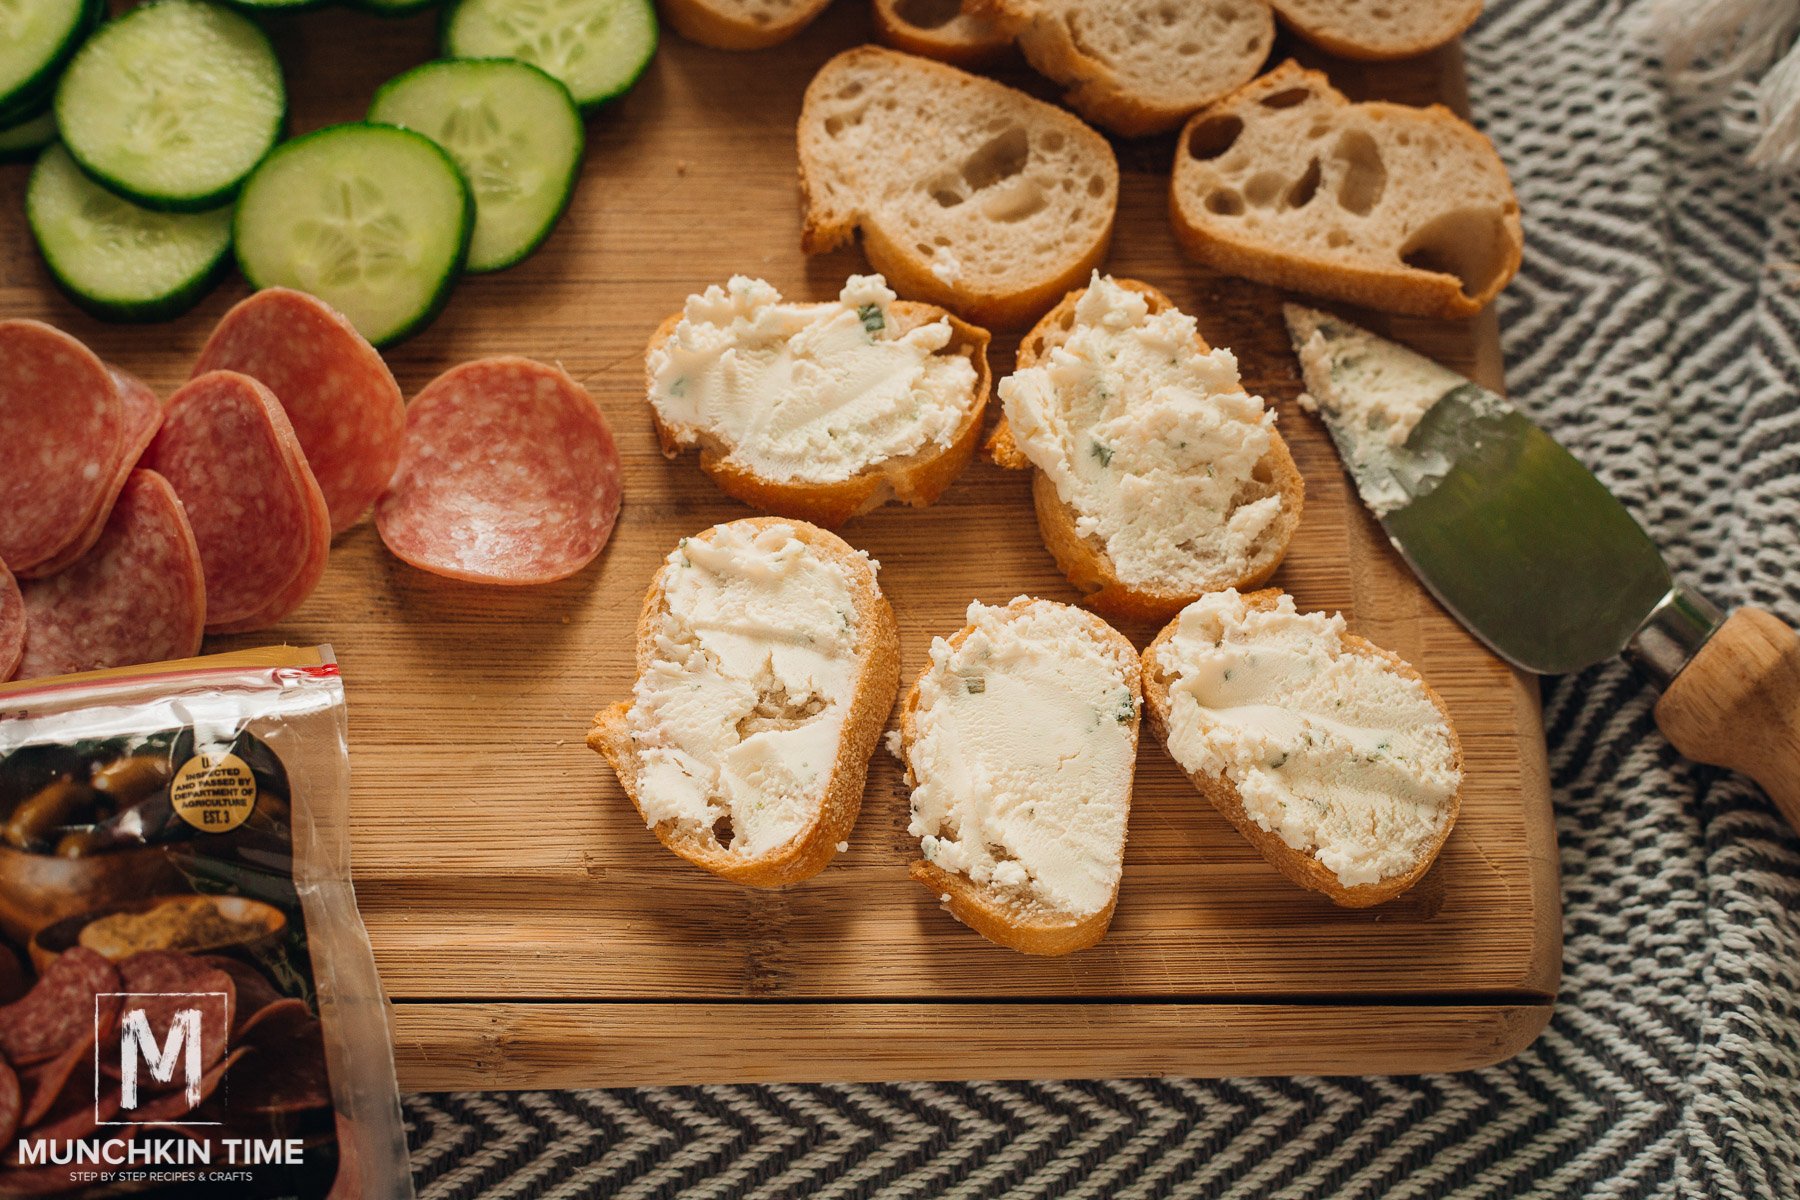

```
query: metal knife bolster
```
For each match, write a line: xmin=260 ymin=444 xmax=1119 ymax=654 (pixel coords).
xmin=1623 ymin=586 xmax=1725 ymax=690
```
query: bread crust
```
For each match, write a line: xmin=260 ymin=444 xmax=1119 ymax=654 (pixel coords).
xmin=1271 ymin=0 xmax=1482 ymax=61
xmin=871 ymin=0 xmax=1014 ymax=68
xmin=1140 ymin=589 xmax=1464 ymax=908
xmin=658 ymin=0 xmax=832 ymax=50
xmin=644 ymin=300 xmax=992 ymax=527
xmin=897 ymin=597 xmax=1140 ymax=954
xmin=985 ymin=278 xmax=1305 ymax=622
xmin=1169 ymin=61 xmax=1523 ymax=320
xmin=796 ymin=46 xmax=1118 ymax=331
xmin=587 ymin=517 xmax=901 ymax=888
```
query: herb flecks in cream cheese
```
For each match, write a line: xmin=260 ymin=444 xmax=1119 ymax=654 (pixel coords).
xmin=907 ymin=599 xmax=1136 ymax=918
xmin=629 ymin=522 xmax=867 ymax=859
xmin=648 ymin=274 xmax=978 ymax=485
xmin=1154 ymin=590 xmax=1462 ymax=888
xmin=999 ymin=273 xmax=1284 ymax=593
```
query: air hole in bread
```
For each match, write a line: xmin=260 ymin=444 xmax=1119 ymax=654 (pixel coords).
xmin=961 ymin=125 xmax=1031 ymax=192
xmin=1043 ymin=131 xmax=1065 ymax=152
xmin=1308 ymin=122 xmax=1330 ymax=139
xmin=838 ymin=82 xmax=864 ymax=100
xmin=1157 ymin=4 xmax=1179 ymax=24
xmin=893 ymin=0 xmax=961 ymax=29
xmin=1287 ymin=158 xmax=1321 ymax=209
xmin=1178 ymin=41 xmax=1201 ymax=55
xmin=1086 ymin=173 xmax=1107 ymax=197
xmin=1326 ymin=228 xmax=1350 ymax=247
xmin=712 ymin=814 xmax=735 ymax=850
xmin=928 ymin=177 xmax=966 ymax=207
xmin=1260 ymin=87 xmax=1312 ymax=109
xmin=1186 ymin=115 xmax=1243 ymax=161
xmin=982 ymin=178 xmax=1047 ymax=222
xmin=1244 ymin=171 xmax=1286 ymax=208
xmin=1399 ymin=207 xmax=1511 ymax=301
xmin=1205 ymin=188 xmax=1244 ymax=215
xmin=1332 ymin=130 xmax=1387 ymax=215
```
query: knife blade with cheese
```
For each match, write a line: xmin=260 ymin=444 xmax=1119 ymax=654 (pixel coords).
xmin=1286 ymin=305 xmax=1800 ymax=833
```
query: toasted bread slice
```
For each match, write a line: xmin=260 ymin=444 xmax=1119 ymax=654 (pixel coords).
xmin=899 ymin=596 xmax=1140 ymax=955
xmin=975 ymin=0 xmax=1274 ymax=137
xmin=588 ymin=518 xmax=900 ymax=888
xmin=1272 ymin=0 xmax=1482 ymax=61
xmin=1169 ymin=61 xmax=1522 ymax=319
xmin=660 ymin=0 xmax=833 ymax=49
xmin=798 ymin=45 xmax=1118 ymax=330
xmin=1142 ymin=588 xmax=1463 ymax=908
xmin=645 ymin=275 xmax=993 ymax=527
xmin=871 ymin=0 xmax=1013 ymax=67
xmin=985 ymin=275 xmax=1303 ymax=623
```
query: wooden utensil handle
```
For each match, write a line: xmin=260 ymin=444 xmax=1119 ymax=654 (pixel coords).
xmin=1655 ymin=608 xmax=1800 ymax=831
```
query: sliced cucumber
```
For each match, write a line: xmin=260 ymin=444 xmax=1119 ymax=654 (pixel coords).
xmin=368 ymin=58 xmax=583 ymax=273
xmin=0 ymin=106 xmax=57 ymax=164
xmin=441 ymin=0 xmax=656 ymax=113
xmin=233 ymin=123 xmax=473 ymax=347
xmin=0 ymin=0 xmax=93 ymax=122
xmin=55 ymin=0 xmax=285 ymax=212
xmin=27 ymin=143 xmax=232 ymax=321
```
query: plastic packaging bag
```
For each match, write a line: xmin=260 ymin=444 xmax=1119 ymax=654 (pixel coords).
xmin=0 ymin=647 xmax=411 ymax=1199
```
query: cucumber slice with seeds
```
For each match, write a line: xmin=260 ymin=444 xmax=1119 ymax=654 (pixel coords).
xmin=27 ymin=142 xmax=232 ymax=321
xmin=0 ymin=0 xmax=94 ymax=121
xmin=441 ymin=0 xmax=657 ymax=113
xmin=233 ymin=123 xmax=473 ymax=347
xmin=368 ymin=58 xmax=583 ymax=272
xmin=0 ymin=106 xmax=57 ymax=164
xmin=55 ymin=0 xmax=285 ymax=212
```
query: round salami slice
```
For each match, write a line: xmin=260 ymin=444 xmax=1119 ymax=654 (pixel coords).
xmin=0 ymin=559 xmax=21 ymax=683
xmin=105 ymin=953 xmax=235 ymax=1089
xmin=0 ymin=948 xmax=118 ymax=1067
xmin=144 ymin=370 xmax=331 ymax=631
xmin=0 ymin=1058 xmax=19 ymax=1147
xmin=194 ymin=288 xmax=406 ymax=536
xmin=199 ymin=956 xmax=283 ymax=1032
xmin=376 ymin=357 xmax=622 ymax=585
xmin=14 ymin=471 xmax=206 ymax=681
xmin=17 ymin=368 xmax=165 ymax=582
xmin=0 ymin=320 xmax=124 ymax=575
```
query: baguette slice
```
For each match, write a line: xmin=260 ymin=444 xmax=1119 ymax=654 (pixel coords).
xmin=1142 ymin=588 xmax=1463 ymax=908
xmin=871 ymin=0 xmax=1012 ymax=67
xmin=900 ymin=596 xmax=1141 ymax=955
xmin=588 ymin=518 xmax=900 ymax=888
xmin=986 ymin=275 xmax=1303 ymax=622
xmin=974 ymin=0 xmax=1274 ymax=137
xmin=798 ymin=45 xmax=1118 ymax=330
xmin=645 ymin=275 xmax=993 ymax=527
xmin=1272 ymin=0 xmax=1482 ymax=61
xmin=659 ymin=0 xmax=833 ymax=49
xmin=1169 ymin=61 xmax=1522 ymax=319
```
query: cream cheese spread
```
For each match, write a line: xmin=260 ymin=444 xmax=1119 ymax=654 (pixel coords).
xmin=999 ymin=273 xmax=1285 ymax=592
xmin=1154 ymin=590 xmax=1461 ymax=888
xmin=647 ymin=274 xmax=978 ymax=486
xmin=906 ymin=598 xmax=1137 ymax=917
xmin=627 ymin=522 xmax=867 ymax=858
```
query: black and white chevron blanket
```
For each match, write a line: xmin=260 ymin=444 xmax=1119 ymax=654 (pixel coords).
xmin=403 ymin=1 xmax=1800 ymax=1195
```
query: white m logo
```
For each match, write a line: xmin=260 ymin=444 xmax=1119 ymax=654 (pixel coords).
xmin=120 ymin=1008 xmax=204 ymax=1111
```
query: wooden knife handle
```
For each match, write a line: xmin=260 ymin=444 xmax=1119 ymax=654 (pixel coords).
xmin=1655 ymin=608 xmax=1800 ymax=832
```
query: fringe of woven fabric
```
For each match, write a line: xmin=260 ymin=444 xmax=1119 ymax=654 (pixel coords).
xmin=1644 ymin=0 xmax=1800 ymax=167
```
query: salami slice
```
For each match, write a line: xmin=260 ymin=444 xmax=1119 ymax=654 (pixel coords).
xmin=199 ymin=956 xmax=283 ymax=1032
xmin=0 ymin=1058 xmax=18 ymax=1147
xmin=17 ymin=368 xmax=165 ymax=582
xmin=193 ymin=288 xmax=406 ymax=536
xmin=0 ymin=559 xmax=21 ymax=683
xmin=144 ymin=370 xmax=331 ymax=631
xmin=0 ymin=320 xmax=124 ymax=575
xmin=106 ymin=952 xmax=235 ymax=1088
xmin=0 ymin=948 xmax=118 ymax=1067
xmin=376 ymin=357 xmax=622 ymax=585
xmin=14 ymin=471 xmax=206 ymax=681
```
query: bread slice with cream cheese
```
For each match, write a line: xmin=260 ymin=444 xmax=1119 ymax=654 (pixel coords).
xmin=659 ymin=0 xmax=833 ymax=49
xmin=898 ymin=596 xmax=1141 ymax=955
xmin=588 ymin=518 xmax=900 ymax=888
xmin=973 ymin=0 xmax=1275 ymax=137
xmin=1169 ymin=61 xmax=1522 ymax=319
xmin=645 ymin=274 xmax=992 ymax=527
xmin=1142 ymin=588 xmax=1463 ymax=907
xmin=872 ymin=0 xmax=1013 ymax=67
xmin=797 ymin=46 xmax=1119 ymax=330
xmin=986 ymin=274 xmax=1303 ymax=622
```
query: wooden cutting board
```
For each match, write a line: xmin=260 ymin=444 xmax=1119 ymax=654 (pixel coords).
xmin=0 ymin=3 xmax=1559 ymax=1087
